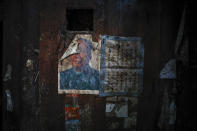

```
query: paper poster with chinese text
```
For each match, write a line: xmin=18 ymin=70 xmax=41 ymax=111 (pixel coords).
xmin=100 ymin=35 xmax=144 ymax=96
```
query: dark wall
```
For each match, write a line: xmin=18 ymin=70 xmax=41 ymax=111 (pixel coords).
xmin=1 ymin=0 xmax=188 ymax=131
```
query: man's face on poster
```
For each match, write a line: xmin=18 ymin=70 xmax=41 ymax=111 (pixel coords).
xmin=69 ymin=39 xmax=91 ymax=69
xmin=59 ymin=36 xmax=100 ymax=92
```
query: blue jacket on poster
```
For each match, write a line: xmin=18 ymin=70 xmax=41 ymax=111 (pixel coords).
xmin=60 ymin=66 xmax=99 ymax=90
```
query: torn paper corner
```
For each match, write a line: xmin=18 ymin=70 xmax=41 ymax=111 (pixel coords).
xmin=60 ymin=42 xmax=79 ymax=61
xmin=26 ymin=59 xmax=34 ymax=71
xmin=60 ymin=34 xmax=93 ymax=61
xmin=160 ymin=59 xmax=176 ymax=79
xmin=106 ymin=103 xmax=128 ymax=118
xmin=3 ymin=64 xmax=12 ymax=82
xmin=106 ymin=103 xmax=115 ymax=112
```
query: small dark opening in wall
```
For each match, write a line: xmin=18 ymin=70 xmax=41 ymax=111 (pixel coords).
xmin=66 ymin=9 xmax=93 ymax=31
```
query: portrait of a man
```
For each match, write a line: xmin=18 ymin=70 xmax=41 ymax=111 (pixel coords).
xmin=58 ymin=35 xmax=100 ymax=94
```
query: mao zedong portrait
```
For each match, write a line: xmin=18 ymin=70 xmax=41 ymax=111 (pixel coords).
xmin=60 ymin=38 xmax=99 ymax=90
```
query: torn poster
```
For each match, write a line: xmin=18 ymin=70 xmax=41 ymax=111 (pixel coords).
xmin=106 ymin=103 xmax=128 ymax=117
xmin=106 ymin=96 xmax=138 ymax=130
xmin=3 ymin=64 xmax=12 ymax=82
xmin=105 ymin=96 xmax=137 ymax=118
xmin=106 ymin=97 xmax=129 ymax=118
xmin=58 ymin=34 xmax=100 ymax=94
xmin=65 ymin=120 xmax=81 ymax=131
xmin=160 ymin=59 xmax=176 ymax=79
xmin=5 ymin=89 xmax=13 ymax=112
xmin=65 ymin=104 xmax=80 ymax=120
xmin=100 ymin=35 xmax=144 ymax=96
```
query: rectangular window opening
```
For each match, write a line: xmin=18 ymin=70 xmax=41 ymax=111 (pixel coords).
xmin=66 ymin=9 xmax=93 ymax=31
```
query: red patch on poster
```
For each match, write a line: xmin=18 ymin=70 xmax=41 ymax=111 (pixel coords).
xmin=65 ymin=105 xmax=80 ymax=120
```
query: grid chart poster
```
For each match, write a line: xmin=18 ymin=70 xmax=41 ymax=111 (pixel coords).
xmin=100 ymin=35 xmax=144 ymax=96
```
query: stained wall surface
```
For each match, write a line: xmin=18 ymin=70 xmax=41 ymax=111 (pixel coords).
xmin=1 ymin=0 xmax=190 ymax=131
